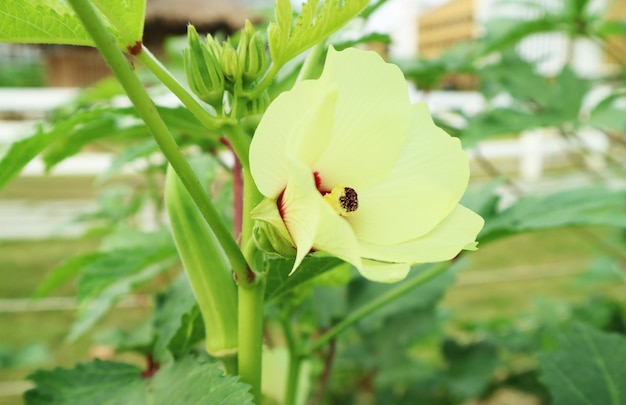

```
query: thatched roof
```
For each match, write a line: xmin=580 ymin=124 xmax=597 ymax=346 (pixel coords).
xmin=144 ymin=0 xmax=248 ymax=38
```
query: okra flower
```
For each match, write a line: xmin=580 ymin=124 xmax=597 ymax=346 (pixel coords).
xmin=250 ymin=47 xmax=484 ymax=283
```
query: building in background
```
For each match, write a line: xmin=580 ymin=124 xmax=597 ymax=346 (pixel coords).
xmin=416 ymin=0 xmax=626 ymax=81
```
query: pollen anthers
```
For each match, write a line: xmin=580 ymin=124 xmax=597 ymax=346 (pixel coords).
xmin=323 ymin=185 xmax=359 ymax=217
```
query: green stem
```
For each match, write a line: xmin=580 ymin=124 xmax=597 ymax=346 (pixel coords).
xmin=236 ymin=125 xmax=266 ymax=402
xmin=241 ymin=166 xmax=263 ymax=247
xmin=66 ymin=0 xmax=249 ymax=281
xmin=281 ymin=315 xmax=302 ymax=405
xmin=135 ymin=46 xmax=232 ymax=130
xmin=223 ymin=123 xmax=252 ymax=170
xmin=296 ymin=43 xmax=325 ymax=82
xmin=249 ymin=62 xmax=282 ymax=99
xmin=309 ymin=262 xmax=451 ymax=353
xmin=238 ymin=277 xmax=266 ymax=403
xmin=221 ymin=354 xmax=238 ymax=376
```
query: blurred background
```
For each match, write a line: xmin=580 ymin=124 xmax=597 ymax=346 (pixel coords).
xmin=1 ymin=0 xmax=625 ymax=404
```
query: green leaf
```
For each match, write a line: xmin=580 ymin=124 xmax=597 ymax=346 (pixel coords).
xmin=24 ymin=360 xmax=147 ymax=405
xmin=0 ymin=343 xmax=49 ymax=369
xmin=0 ymin=0 xmax=145 ymax=49
xmin=167 ymin=305 xmax=205 ymax=357
xmin=97 ymin=139 xmax=160 ymax=182
xmin=460 ymin=178 xmax=505 ymax=220
xmin=460 ymin=108 xmax=539 ymax=147
xmin=24 ymin=356 xmax=253 ymax=405
xmin=91 ymin=0 xmax=146 ymax=47
xmin=597 ymin=20 xmax=626 ymax=37
xmin=42 ymin=108 xmax=149 ymax=171
xmin=479 ymin=17 xmax=558 ymax=55
xmin=96 ymin=319 xmax=154 ymax=355
xmin=40 ymin=105 xmax=209 ymax=172
xmin=268 ymin=0 xmax=369 ymax=65
xmin=333 ymin=32 xmax=391 ymax=50
xmin=0 ymin=126 xmax=56 ymax=191
xmin=150 ymin=356 xmax=253 ymax=404
xmin=265 ymin=255 xmax=346 ymax=301
xmin=0 ymin=0 xmax=93 ymax=46
xmin=69 ymin=229 xmax=179 ymax=341
xmin=442 ymin=339 xmax=499 ymax=400
xmin=348 ymin=262 xmax=457 ymax=331
xmin=152 ymin=273 xmax=204 ymax=360
xmin=33 ymin=253 xmax=100 ymax=298
xmin=479 ymin=187 xmax=626 ymax=244
xmin=587 ymin=91 xmax=626 ymax=132
xmin=538 ymin=323 xmax=626 ymax=405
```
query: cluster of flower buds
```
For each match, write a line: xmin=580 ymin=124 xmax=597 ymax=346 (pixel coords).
xmin=184 ymin=21 xmax=268 ymax=110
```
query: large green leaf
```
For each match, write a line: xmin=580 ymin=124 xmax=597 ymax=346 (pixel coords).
xmin=68 ymin=229 xmax=179 ymax=341
xmin=24 ymin=360 xmax=147 ymax=405
xmin=538 ymin=323 xmax=626 ymax=405
xmin=0 ymin=0 xmax=145 ymax=49
xmin=150 ymin=356 xmax=252 ymax=404
xmin=24 ymin=356 xmax=252 ymax=405
xmin=479 ymin=187 xmax=626 ymax=244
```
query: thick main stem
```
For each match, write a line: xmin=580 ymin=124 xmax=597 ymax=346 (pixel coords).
xmin=65 ymin=0 xmax=249 ymax=281
xmin=237 ymin=156 xmax=266 ymax=402
xmin=238 ymin=278 xmax=266 ymax=403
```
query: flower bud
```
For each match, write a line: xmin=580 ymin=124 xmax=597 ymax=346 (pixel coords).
xmin=251 ymin=198 xmax=296 ymax=258
xmin=184 ymin=25 xmax=224 ymax=108
xmin=237 ymin=20 xmax=268 ymax=86
xmin=244 ymin=91 xmax=270 ymax=116
xmin=253 ymin=221 xmax=296 ymax=258
xmin=220 ymin=42 xmax=240 ymax=86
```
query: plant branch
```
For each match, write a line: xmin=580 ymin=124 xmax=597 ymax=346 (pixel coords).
xmin=135 ymin=46 xmax=233 ymax=130
xmin=249 ymin=62 xmax=282 ymax=99
xmin=296 ymin=42 xmax=325 ymax=82
xmin=309 ymin=262 xmax=451 ymax=353
xmin=66 ymin=0 xmax=249 ymax=281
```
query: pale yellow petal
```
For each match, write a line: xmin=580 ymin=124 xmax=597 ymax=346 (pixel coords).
xmin=358 ymin=204 xmax=484 ymax=263
xmin=280 ymin=160 xmax=322 ymax=271
xmin=312 ymin=200 xmax=362 ymax=271
xmin=313 ymin=47 xmax=411 ymax=191
xmin=349 ymin=103 xmax=471 ymax=244
xmin=359 ymin=260 xmax=411 ymax=283
xmin=251 ymin=198 xmax=292 ymax=242
xmin=250 ymin=80 xmax=337 ymax=198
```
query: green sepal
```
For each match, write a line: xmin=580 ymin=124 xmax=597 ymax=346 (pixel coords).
xmin=184 ymin=25 xmax=225 ymax=108
xmin=164 ymin=165 xmax=238 ymax=357
xmin=237 ymin=21 xmax=269 ymax=87
xmin=251 ymin=198 xmax=296 ymax=258
xmin=221 ymin=42 xmax=241 ymax=87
